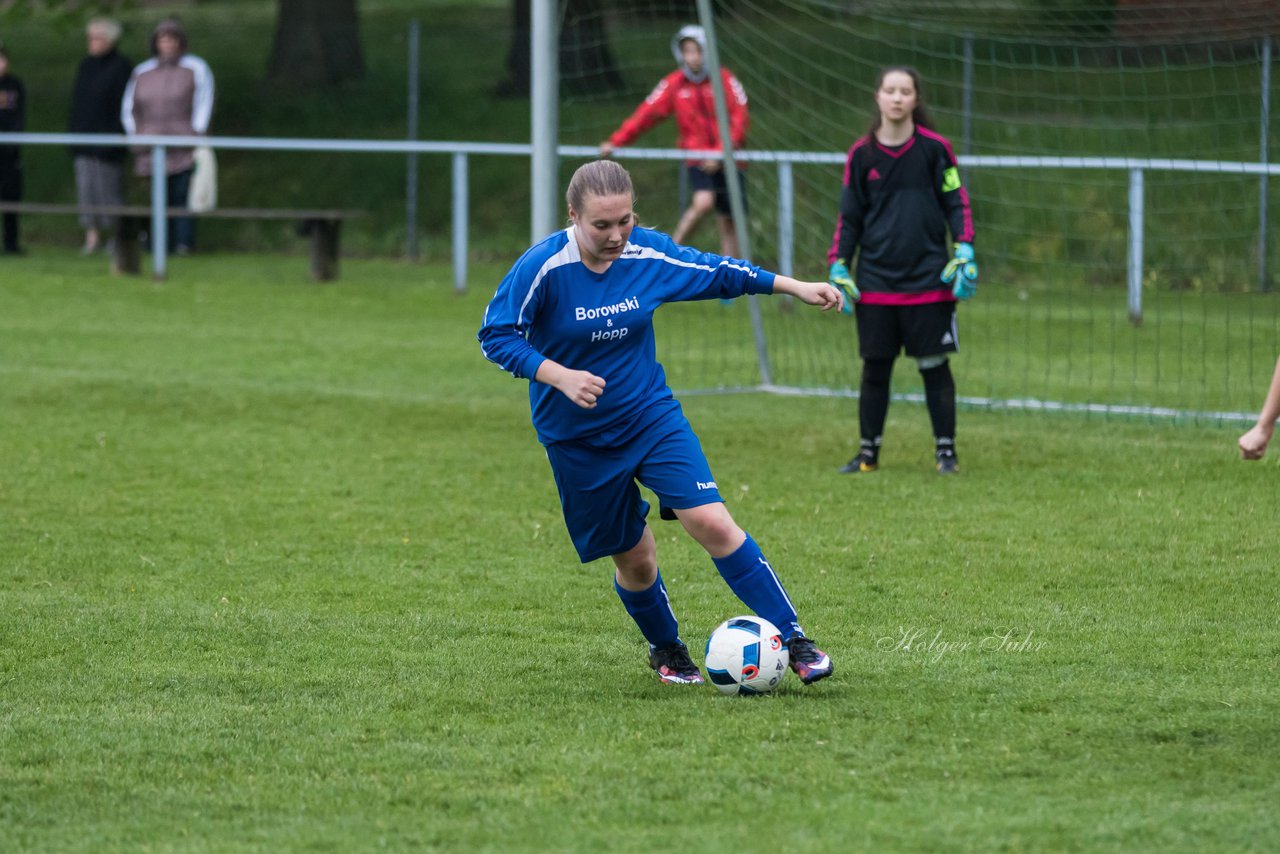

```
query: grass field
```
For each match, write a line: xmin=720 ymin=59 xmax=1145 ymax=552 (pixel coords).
xmin=2 ymin=254 xmax=1277 ymax=850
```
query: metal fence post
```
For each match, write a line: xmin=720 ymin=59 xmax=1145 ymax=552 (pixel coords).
xmin=677 ymin=165 xmax=688 ymax=222
xmin=452 ymin=152 xmax=468 ymax=294
xmin=406 ymin=19 xmax=421 ymax=261
xmin=962 ymin=33 xmax=974 ymax=158
xmin=1127 ymin=167 xmax=1144 ymax=325
xmin=777 ymin=160 xmax=793 ymax=277
xmin=150 ymin=145 xmax=168 ymax=281
xmin=1260 ymin=35 xmax=1272 ymax=292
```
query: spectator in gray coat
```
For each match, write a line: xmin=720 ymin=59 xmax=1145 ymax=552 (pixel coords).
xmin=121 ymin=17 xmax=214 ymax=254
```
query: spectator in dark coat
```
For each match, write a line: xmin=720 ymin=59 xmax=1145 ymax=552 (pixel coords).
xmin=69 ymin=18 xmax=133 ymax=254
xmin=0 ymin=42 xmax=26 ymax=255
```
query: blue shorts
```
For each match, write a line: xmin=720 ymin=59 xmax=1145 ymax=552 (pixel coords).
xmin=545 ymin=410 xmax=723 ymax=563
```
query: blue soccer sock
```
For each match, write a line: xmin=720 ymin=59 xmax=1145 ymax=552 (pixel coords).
xmin=712 ymin=533 xmax=802 ymax=639
xmin=614 ymin=571 xmax=680 ymax=649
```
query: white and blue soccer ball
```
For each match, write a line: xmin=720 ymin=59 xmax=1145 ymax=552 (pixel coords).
xmin=704 ymin=616 xmax=789 ymax=695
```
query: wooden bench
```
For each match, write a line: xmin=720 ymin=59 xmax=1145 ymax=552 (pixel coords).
xmin=0 ymin=202 xmax=364 ymax=281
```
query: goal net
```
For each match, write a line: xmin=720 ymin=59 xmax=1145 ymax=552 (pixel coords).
xmin=557 ymin=0 xmax=1280 ymax=423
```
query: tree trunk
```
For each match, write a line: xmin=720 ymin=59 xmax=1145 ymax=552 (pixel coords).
xmin=498 ymin=0 xmax=624 ymax=98
xmin=496 ymin=0 xmax=531 ymax=97
xmin=561 ymin=0 xmax=624 ymax=95
xmin=267 ymin=0 xmax=365 ymax=90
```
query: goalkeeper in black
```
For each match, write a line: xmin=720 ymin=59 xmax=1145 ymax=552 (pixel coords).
xmin=826 ymin=66 xmax=976 ymax=475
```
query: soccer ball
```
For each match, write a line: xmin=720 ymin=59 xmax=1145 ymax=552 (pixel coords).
xmin=704 ymin=616 xmax=789 ymax=695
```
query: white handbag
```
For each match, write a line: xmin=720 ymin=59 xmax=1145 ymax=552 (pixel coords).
xmin=189 ymin=146 xmax=218 ymax=213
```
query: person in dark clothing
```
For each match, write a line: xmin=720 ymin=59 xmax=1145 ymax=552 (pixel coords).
xmin=0 ymin=43 xmax=27 ymax=255
xmin=69 ymin=18 xmax=133 ymax=254
xmin=827 ymin=66 xmax=977 ymax=475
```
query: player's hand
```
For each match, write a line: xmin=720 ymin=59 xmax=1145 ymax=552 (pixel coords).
xmin=770 ymin=276 xmax=843 ymax=311
xmin=1238 ymin=424 xmax=1272 ymax=460
xmin=792 ymin=281 xmax=843 ymax=312
xmin=828 ymin=260 xmax=858 ymax=314
xmin=941 ymin=242 xmax=978 ymax=300
xmin=599 ymin=141 xmax=615 ymax=159
xmin=557 ymin=369 xmax=606 ymax=409
xmin=701 ymin=158 xmax=722 ymax=174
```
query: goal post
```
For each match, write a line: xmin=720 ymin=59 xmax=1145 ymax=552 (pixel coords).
xmin=548 ymin=0 xmax=1280 ymax=424
xmin=531 ymin=0 xmax=560 ymax=243
xmin=694 ymin=0 xmax=774 ymax=387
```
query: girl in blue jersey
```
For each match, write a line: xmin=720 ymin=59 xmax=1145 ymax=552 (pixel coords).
xmin=827 ymin=66 xmax=977 ymax=475
xmin=479 ymin=159 xmax=839 ymax=686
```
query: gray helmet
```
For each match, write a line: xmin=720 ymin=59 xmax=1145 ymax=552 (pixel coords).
xmin=671 ymin=25 xmax=708 ymax=83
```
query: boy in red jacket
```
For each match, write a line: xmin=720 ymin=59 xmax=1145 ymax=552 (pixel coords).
xmin=599 ymin=25 xmax=749 ymax=257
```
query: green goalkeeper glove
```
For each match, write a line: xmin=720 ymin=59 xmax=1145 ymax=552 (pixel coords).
xmin=828 ymin=260 xmax=858 ymax=314
xmin=941 ymin=242 xmax=978 ymax=300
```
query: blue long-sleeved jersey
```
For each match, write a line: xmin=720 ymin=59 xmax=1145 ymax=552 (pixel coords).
xmin=478 ymin=225 xmax=776 ymax=445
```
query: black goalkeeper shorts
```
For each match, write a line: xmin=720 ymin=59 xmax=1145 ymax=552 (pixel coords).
xmin=686 ymin=164 xmax=747 ymax=216
xmin=854 ymin=301 xmax=958 ymax=360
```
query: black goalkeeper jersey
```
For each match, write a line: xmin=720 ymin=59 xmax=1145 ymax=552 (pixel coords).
xmin=827 ymin=126 xmax=973 ymax=305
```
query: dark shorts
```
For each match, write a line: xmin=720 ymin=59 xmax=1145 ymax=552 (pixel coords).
xmin=854 ymin=301 xmax=959 ymax=360
xmin=0 ymin=159 xmax=21 ymax=199
xmin=686 ymin=164 xmax=747 ymax=216
xmin=544 ymin=410 xmax=722 ymax=563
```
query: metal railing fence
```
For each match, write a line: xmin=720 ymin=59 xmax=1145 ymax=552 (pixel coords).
xmin=3 ymin=132 xmax=1279 ymax=322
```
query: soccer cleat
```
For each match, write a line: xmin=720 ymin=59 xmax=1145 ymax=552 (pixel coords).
xmin=648 ymin=641 xmax=704 ymax=685
xmin=785 ymin=635 xmax=833 ymax=685
xmin=936 ymin=450 xmax=959 ymax=475
xmin=838 ymin=452 xmax=879 ymax=474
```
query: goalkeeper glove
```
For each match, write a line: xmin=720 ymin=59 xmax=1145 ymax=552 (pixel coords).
xmin=941 ymin=242 xmax=978 ymax=300
xmin=828 ymin=260 xmax=858 ymax=314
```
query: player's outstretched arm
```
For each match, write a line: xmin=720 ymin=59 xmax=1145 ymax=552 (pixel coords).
xmin=771 ymin=276 xmax=844 ymax=312
xmin=535 ymin=359 xmax=607 ymax=410
xmin=1239 ymin=355 xmax=1280 ymax=460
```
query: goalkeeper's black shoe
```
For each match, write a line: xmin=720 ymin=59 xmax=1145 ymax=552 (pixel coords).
xmin=648 ymin=641 xmax=703 ymax=685
xmin=936 ymin=449 xmax=959 ymax=475
xmin=838 ymin=451 xmax=879 ymax=474
xmin=785 ymin=635 xmax=834 ymax=685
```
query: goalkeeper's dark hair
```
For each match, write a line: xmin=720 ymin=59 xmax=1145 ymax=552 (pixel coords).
xmin=566 ymin=159 xmax=636 ymax=213
xmin=866 ymin=65 xmax=935 ymax=138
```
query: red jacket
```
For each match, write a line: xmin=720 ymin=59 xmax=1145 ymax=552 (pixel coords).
xmin=608 ymin=68 xmax=749 ymax=167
